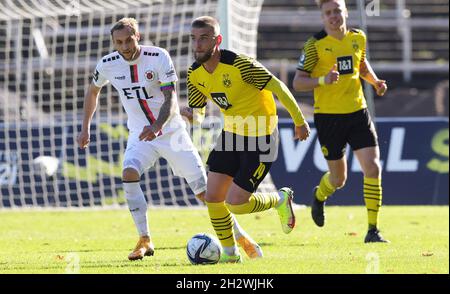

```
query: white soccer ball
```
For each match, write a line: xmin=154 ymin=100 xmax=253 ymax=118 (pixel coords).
xmin=186 ymin=233 xmax=222 ymax=265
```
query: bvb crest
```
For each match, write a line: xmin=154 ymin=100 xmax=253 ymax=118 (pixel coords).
xmin=223 ymin=74 xmax=232 ymax=88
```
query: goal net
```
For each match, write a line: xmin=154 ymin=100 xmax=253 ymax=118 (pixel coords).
xmin=0 ymin=0 xmax=275 ymax=208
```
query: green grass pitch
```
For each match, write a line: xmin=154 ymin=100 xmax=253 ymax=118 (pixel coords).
xmin=0 ymin=206 xmax=448 ymax=274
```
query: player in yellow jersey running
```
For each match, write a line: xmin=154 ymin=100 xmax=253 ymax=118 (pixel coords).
xmin=184 ymin=16 xmax=310 ymax=262
xmin=78 ymin=18 xmax=267 ymax=261
xmin=293 ymin=0 xmax=389 ymax=243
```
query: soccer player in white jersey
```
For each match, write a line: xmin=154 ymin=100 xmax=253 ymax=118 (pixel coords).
xmin=77 ymin=18 xmax=262 ymax=261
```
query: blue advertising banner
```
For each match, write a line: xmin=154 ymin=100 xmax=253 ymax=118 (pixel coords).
xmin=273 ymin=118 xmax=449 ymax=205
xmin=1 ymin=117 xmax=448 ymax=207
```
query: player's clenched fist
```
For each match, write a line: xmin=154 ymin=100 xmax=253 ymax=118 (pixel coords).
xmin=326 ymin=64 xmax=339 ymax=84
xmin=139 ymin=125 xmax=160 ymax=141
xmin=294 ymin=122 xmax=311 ymax=141
xmin=374 ymin=79 xmax=388 ymax=96
xmin=77 ymin=129 xmax=90 ymax=149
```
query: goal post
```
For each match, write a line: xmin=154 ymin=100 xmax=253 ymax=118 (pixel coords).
xmin=218 ymin=0 xmax=264 ymax=58
xmin=0 ymin=0 xmax=272 ymax=209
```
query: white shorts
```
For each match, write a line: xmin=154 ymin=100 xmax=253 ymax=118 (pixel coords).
xmin=123 ymin=127 xmax=207 ymax=195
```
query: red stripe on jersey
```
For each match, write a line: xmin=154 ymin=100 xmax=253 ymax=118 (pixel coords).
xmin=130 ymin=64 xmax=139 ymax=83
xmin=138 ymin=100 xmax=163 ymax=136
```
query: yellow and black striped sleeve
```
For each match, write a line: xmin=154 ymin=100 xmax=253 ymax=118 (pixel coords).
xmin=352 ymin=28 xmax=367 ymax=62
xmin=187 ymin=66 xmax=207 ymax=108
xmin=361 ymin=31 xmax=367 ymax=61
xmin=297 ymin=37 xmax=318 ymax=73
xmin=234 ymin=55 xmax=273 ymax=90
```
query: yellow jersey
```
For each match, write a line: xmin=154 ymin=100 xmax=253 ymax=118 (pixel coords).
xmin=187 ymin=50 xmax=277 ymax=137
xmin=297 ymin=29 xmax=367 ymax=114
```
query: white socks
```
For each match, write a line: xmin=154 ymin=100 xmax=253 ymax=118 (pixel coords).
xmin=223 ymin=245 xmax=239 ymax=256
xmin=123 ymin=182 xmax=149 ymax=237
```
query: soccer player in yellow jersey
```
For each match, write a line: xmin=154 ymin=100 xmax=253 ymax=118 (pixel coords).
xmin=293 ymin=0 xmax=389 ymax=243
xmin=185 ymin=16 xmax=310 ymax=262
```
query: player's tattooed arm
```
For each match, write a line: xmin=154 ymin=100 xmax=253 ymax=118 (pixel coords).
xmin=154 ymin=87 xmax=177 ymax=131
xmin=139 ymin=84 xmax=177 ymax=141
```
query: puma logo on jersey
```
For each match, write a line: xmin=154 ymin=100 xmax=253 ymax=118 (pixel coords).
xmin=198 ymin=82 xmax=206 ymax=88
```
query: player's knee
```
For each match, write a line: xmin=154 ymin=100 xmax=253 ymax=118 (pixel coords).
xmin=204 ymin=191 xmax=225 ymax=203
xmin=122 ymin=168 xmax=140 ymax=182
xmin=330 ymin=174 xmax=347 ymax=189
xmin=204 ymin=192 xmax=216 ymax=203
xmin=364 ymin=161 xmax=381 ymax=178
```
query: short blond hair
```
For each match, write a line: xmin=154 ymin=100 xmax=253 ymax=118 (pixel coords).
xmin=316 ymin=0 xmax=346 ymax=8
xmin=110 ymin=17 xmax=139 ymax=36
xmin=191 ymin=16 xmax=221 ymax=36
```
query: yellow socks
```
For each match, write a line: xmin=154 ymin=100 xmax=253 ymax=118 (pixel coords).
xmin=205 ymin=201 xmax=235 ymax=247
xmin=316 ymin=172 xmax=336 ymax=202
xmin=226 ymin=192 xmax=280 ymax=215
xmin=363 ymin=177 xmax=382 ymax=229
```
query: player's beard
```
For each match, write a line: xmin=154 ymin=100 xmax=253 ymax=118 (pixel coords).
xmin=194 ymin=47 xmax=214 ymax=64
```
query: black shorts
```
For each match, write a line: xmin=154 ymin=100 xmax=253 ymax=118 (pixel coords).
xmin=314 ymin=108 xmax=378 ymax=160
xmin=206 ymin=129 xmax=279 ymax=193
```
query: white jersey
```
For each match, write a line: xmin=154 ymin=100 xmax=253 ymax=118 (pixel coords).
xmin=93 ymin=45 xmax=185 ymax=133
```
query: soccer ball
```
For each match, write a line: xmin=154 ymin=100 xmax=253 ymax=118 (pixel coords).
xmin=186 ymin=233 xmax=222 ymax=265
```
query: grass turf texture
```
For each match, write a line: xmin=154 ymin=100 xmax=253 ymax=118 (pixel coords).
xmin=0 ymin=206 xmax=448 ymax=274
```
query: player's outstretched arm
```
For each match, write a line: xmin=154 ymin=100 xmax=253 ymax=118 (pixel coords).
xmin=360 ymin=58 xmax=388 ymax=96
xmin=265 ymin=76 xmax=310 ymax=141
xmin=77 ymin=82 xmax=102 ymax=149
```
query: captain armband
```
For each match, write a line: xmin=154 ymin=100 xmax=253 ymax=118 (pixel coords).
xmin=160 ymin=82 xmax=175 ymax=92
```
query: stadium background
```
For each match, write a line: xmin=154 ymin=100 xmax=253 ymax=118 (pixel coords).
xmin=0 ymin=0 xmax=448 ymax=208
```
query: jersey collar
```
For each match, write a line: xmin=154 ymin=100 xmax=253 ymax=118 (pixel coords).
xmin=121 ymin=45 xmax=143 ymax=65
xmin=325 ymin=29 xmax=351 ymax=42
